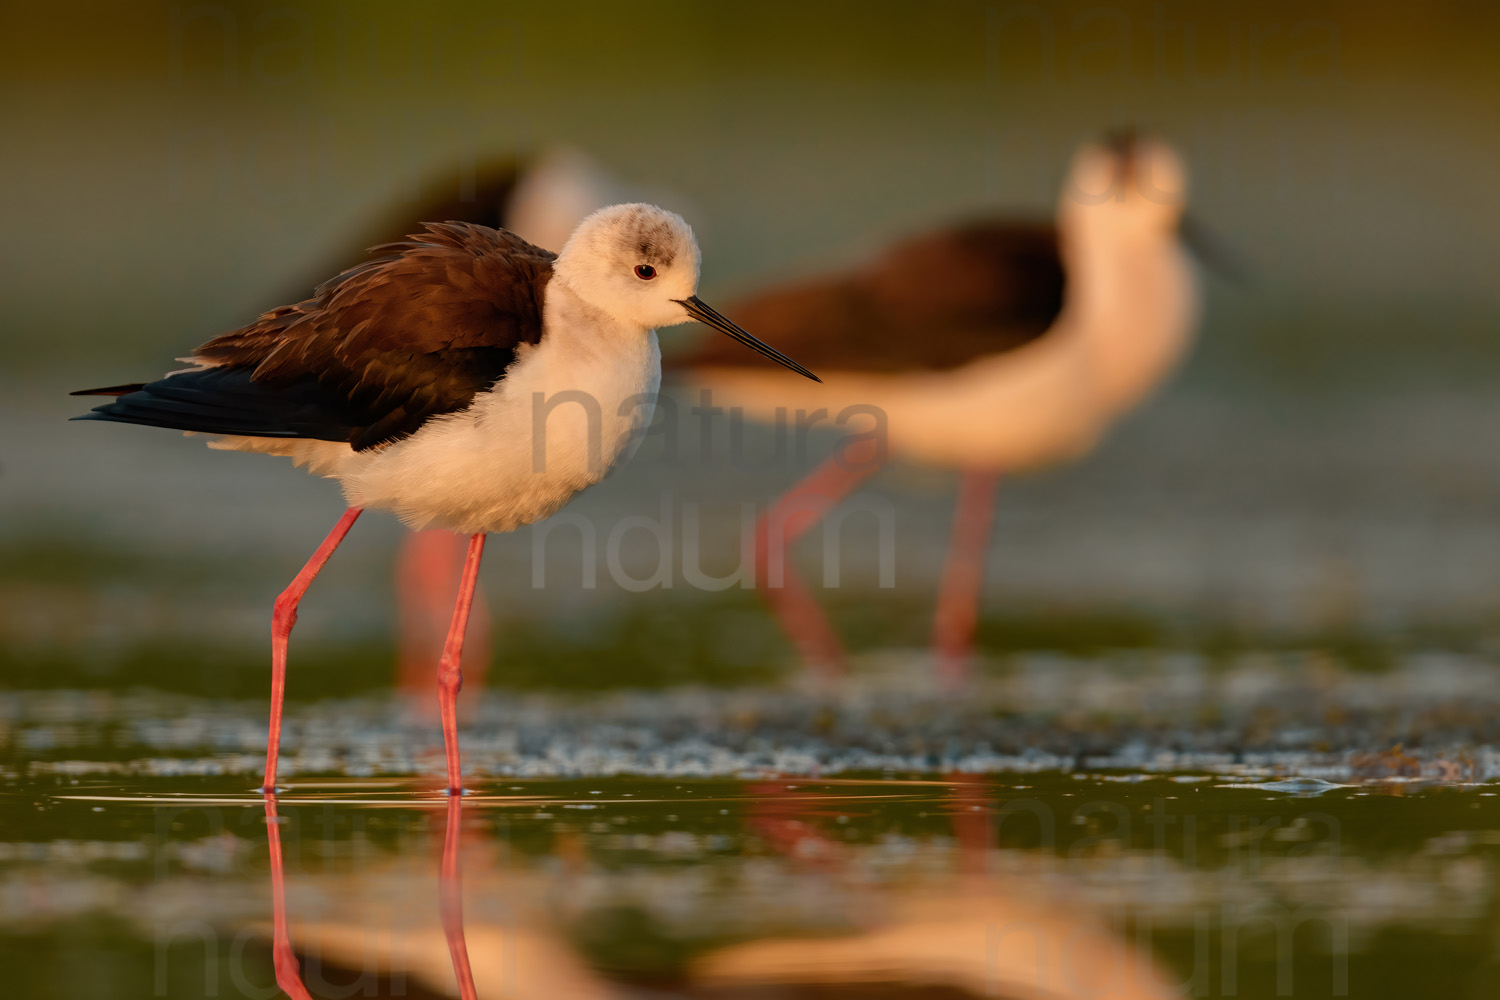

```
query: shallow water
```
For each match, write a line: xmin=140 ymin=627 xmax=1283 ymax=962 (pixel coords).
xmin=4 ymin=676 xmax=1500 ymax=1000
xmin=11 ymin=772 xmax=1500 ymax=999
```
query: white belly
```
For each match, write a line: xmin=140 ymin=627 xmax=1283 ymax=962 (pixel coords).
xmin=688 ymin=325 xmax=1103 ymax=472
xmin=209 ymin=331 xmax=661 ymax=535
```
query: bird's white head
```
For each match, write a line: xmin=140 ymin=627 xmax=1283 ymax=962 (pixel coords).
xmin=1058 ymin=133 xmax=1188 ymax=244
xmin=551 ymin=202 xmax=822 ymax=381
xmin=552 ymin=203 xmax=703 ymax=329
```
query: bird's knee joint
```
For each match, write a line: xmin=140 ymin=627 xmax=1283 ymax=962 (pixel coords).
xmin=272 ymin=592 xmax=300 ymax=627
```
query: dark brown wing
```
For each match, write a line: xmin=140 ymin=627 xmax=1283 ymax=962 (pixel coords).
xmin=75 ymin=223 xmax=555 ymax=451
xmin=674 ymin=221 xmax=1064 ymax=374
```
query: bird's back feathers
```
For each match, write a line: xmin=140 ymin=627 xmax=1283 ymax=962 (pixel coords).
xmin=75 ymin=223 xmax=556 ymax=451
xmin=674 ymin=221 xmax=1065 ymax=374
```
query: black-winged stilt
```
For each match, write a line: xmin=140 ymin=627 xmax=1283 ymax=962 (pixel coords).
xmin=676 ymin=134 xmax=1207 ymax=686
xmin=286 ymin=148 xmax=631 ymax=700
xmin=74 ymin=204 xmax=819 ymax=794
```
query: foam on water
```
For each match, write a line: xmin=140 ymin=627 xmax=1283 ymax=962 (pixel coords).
xmin=10 ymin=646 xmax=1500 ymax=783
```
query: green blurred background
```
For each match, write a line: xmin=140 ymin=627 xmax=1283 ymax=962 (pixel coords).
xmin=4 ymin=0 xmax=1500 ymax=696
xmin=7 ymin=0 xmax=1499 ymax=379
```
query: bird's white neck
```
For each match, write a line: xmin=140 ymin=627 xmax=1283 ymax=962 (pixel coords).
xmin=1061 ymin=229 xmax=1199 ymax=418
xmin=547 ymin=276 xmax=653 ymax=345
xmin=531 ymin=279 xmax=662 ymax=476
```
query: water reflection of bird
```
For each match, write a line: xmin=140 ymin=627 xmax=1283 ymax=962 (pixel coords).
xmin=675 ymin=134 xmax=1208 ymax=687
xmin=261 ymin=793 xmax=621 ymax=1000
xmin=72 ymin=204 xmax=818 ymax=795
xmin=691 ymin=888 xmax=1179 ymax=999
xmin=258 ymin=783 xmax=1177 ymax=1000
xmin=715 ymin=776 xmax=1176 ymax=999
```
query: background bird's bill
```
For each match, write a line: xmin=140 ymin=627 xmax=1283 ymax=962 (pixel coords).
xmin=676 ymin=295 xmax=822 ymax=382
xmin=1179 ymin=213 xmax=1250 ymax=284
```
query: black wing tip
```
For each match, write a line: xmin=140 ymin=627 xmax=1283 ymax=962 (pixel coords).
xmin=70 ymin=406 xmax=153 ymax=426
xmin=70 ymin=384 xmax=146 ymax=397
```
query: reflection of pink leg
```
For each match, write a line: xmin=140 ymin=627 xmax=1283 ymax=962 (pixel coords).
xmin=755 ymin=447 xmax=883 ymax=680
xmin=438 ymin=534 xmax=486 ymax=795
xmin=264 ymin=508 xmax=362 ymax=793
xmin=440 ymin=793 xmax=479 ymax=1000
xmin=932 ymin=470 xmax=1001 ymax=690
xmin=398 ymin=531 xmax=492 ymax=706
xmin=946 ymin=772 xmax=993 ymax=877
xmin=265 ymin=794 xmax=315 ymax=1000
xmin=744 ymin=781 xmax=846 ymax=870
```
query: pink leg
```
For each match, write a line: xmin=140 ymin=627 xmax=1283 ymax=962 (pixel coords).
xmin=397 ymin=530 xmax=492 ymax=706
xmin=438 ymin=533 xmax=486 ymax=795
xmin=439 ymin=793 xmax=479 ymax=1000
xmin=264 ymin=794 xmax=315 ymax=1000
xmin=932 ymin=470 xmax=1001 ymax=689
xmin=264 ymin=507 xmax=362 ymax=792
xmin=756 ymin=445 xmax=883 ymax=680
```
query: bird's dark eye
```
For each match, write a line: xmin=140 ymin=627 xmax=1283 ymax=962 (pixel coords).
xmin=634 ymin=264 xmax=656 ymax=280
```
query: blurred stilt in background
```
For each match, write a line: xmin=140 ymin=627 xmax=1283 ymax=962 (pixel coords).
xmin=679 ymin=133 xmax=1207 ymax=689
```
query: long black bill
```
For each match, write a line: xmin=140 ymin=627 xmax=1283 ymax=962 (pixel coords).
xmin=1179 ymin=212 xmax=1249 ymax=284
xmin=676 ymin=296 xmax=822 ymax=382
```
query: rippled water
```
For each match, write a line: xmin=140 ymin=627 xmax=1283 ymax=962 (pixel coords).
xmin=5 ymin=670 xmax=1500 ymax=999
xmin=12 ymin=773 xmax=1500 ymax=999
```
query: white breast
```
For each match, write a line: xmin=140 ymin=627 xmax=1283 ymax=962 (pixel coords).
xmin=341 ymin=333 xmax=659 ymax=534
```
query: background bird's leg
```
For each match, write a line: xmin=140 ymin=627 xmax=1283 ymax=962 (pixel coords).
xmin=932 ymin=469 xmax=1001 ymax=689
xmin=263 ymin=794 xmax=315 ymax=1000
xmin=439 ymin=793 xmax=479 ymax=1000
xmin=437 ymin=533 xmax=487 ymax=795
xmin=755 ymin=439 xmax=883 ymax=682
xmin=397 ymin=530 xmax=492 ymax=712
xmin=264 ymin=507 xmax=362 ymax=792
